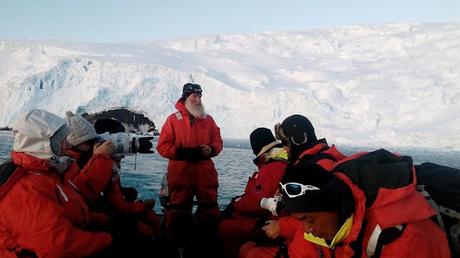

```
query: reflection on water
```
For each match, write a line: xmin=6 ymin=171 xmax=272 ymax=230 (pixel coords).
xmin=1 ymin=130 xmax=459 ymax=212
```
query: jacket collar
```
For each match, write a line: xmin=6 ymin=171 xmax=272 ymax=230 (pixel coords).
xmin=11 ymin=151 xmax=55 ymax=175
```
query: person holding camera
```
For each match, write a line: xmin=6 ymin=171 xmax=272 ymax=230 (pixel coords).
xmin=63 ymin=112 xmax=115 ymax=204
xmin=64 ymin=112 xmax=160 ymax=240
xmin=219 ymin=127 xmax=288 ymax=258
xmin=157 ymin=82 xmax=223 ymax=256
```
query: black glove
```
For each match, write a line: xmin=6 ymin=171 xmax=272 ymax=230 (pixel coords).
xmin=221 ymin=196 xmax=242 ymax=219
xmin=176 ymin=147 xmax=203 ymax=161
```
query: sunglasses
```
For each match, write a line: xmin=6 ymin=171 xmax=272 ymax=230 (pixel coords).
xmin=280 ymin=182 xmax=320 ymax=198
xmin=184 ymin=84 xmax=203 ymax=94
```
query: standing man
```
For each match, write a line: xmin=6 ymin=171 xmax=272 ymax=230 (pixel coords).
xmin=157 ymin=82 xmax=223 ymax=256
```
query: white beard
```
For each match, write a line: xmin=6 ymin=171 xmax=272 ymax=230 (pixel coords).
xmin=185 ymin=100 xmax=206 ymax=118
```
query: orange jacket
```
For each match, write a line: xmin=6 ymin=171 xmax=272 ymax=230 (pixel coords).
xmin=0 ymin=152 xmax=111 ymax=258
xmin=105 ymin=172 xmax=147 ymax=213
xmin=65 ymin=150 xmax=147 ymax=214
xmin=293 ymin=140 xmax=346 ymax=170
xmin=233 ymin=148 xmax=288 ymax=215
xmin=64 ymin=150 xmax=113 ymax=203
xmin=156 ymin=99 xmax=223 ymax=196
xmin=157 ymin=99 xmax=223 ymax=160
xmin=285 ymin=154 xmax=451 ymax=258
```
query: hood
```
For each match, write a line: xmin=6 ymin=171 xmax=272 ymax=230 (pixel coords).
xmin=12 ymin=109 xmax=67 ymax=159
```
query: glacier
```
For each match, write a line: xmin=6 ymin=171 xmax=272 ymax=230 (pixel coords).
xmin=0 ymin=22 xmax=459 ymax=150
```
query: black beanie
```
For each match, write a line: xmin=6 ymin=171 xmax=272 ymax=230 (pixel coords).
xmin=281 ymin=163 xmax=354 ymax=217
xmin=182 ymin=83 xmax=202 ymax=100
xmin=250 ymin=127 xmax=277 ymax=156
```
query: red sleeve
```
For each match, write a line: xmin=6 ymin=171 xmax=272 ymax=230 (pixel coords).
xmin=73 ymin=154 xmax=113 ymax=202
xmin=208 ymin=116 xmax=223 ymax=157
xmin=4 ymin=188 xmax=112 ymax=258
xmin=156 ymin=115 xmax=179 ymax=159
xmin=233 ymin=161 xmax=287 ymax=214
xmin=278 ymin=216 xmax=304 ymax=239
xmin=105 ymin=176 xmax=146 ymax=214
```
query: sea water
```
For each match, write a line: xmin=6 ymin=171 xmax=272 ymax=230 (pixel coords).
xmin=1 ymin=130 xmax=459 ymax=213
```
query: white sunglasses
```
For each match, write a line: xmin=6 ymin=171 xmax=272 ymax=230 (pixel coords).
xmin=280 ymin=182 xmax=320 ymax=198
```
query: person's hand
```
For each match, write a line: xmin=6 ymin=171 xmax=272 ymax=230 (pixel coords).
xmin=262 ymin=220 xmax=280 ymax=239
xmin=200 ymin=145 xmax=212 ymax=157
xmin=94 ymin=141 xmax=115 ymax=158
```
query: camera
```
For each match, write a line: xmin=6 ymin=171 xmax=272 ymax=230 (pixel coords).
xmin=96 ymin=132 xmax=154 ymax=154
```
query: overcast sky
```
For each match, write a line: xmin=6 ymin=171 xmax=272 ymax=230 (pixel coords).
xmin=1 ymin=0 xmax=459 ymax=42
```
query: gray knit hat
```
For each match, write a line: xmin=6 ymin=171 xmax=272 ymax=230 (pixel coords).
xmin=65 ymin=111 xmax=97 ymax=146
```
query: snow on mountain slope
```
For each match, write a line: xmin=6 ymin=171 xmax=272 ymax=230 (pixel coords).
xmin=0 ymin=23 xmax=459 ymax=150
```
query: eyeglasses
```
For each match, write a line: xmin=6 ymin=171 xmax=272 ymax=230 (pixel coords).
xmin=280 ymin=182 xmax=320 ymax=198
xmin=188 ymin=88 xmax=202 ymax=94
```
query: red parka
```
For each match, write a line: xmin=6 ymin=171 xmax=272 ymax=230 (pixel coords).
xmin=220 ymin=146 xmax=288 ymax=258
xmin=64 ymin=150 xmax=113 ymax=204
xmin=156 ymin=99 xmax=223 ymax=207
xmin=284 ymin=153 xmax=451 ymax=258
xmin=0 ymin=152 xmax=112 ymax=258
xmin=157 ymin=100 xmax=222 ymax=160
xmin=233 ymin=147 xmax=288 ymax=214
xmin=65 ymin=151 xmax=159 ymax=236
xmin=293 ymin=140 xmax=346 ymax=170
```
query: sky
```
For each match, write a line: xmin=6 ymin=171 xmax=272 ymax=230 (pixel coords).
xmin=1 ymin=0 xmax=459 ymax=43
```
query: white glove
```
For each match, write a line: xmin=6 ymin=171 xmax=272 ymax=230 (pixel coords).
xmin=260 ymin=195 xmax=282 ymax=216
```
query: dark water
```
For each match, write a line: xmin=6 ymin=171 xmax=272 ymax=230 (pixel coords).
xmin=1 ymin=131 xmax=459 ymax=212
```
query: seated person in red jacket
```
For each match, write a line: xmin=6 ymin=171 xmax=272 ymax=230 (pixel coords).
xmin=64 ymin=111 xmax=160 ymax=238
xmin=0 ymin=109 xmax=112 ymax=258
xmin=219 ymin=127 xmax=288 ymax=258
xmin=275 ymin=162 xmax=451 ymax=258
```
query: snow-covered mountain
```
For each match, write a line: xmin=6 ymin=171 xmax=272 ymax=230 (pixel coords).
xmin=1 ymin=23 xmax=460 ymax=150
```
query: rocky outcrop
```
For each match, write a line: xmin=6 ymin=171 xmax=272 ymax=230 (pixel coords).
xmin=82 ymin=108 xmax=157 ymax=135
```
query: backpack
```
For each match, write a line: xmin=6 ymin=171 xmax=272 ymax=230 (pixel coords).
xmin=415 ymin=162 xmax=460 ymax=256
xmin=331 ymin=149 xmax=414 ymax=257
